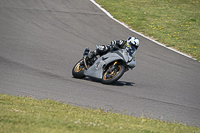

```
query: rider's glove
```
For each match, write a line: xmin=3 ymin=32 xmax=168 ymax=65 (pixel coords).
xmin=126 ymin=47 xmax=131 ymax=52
xmin=117 ymin=40 xmax=124 ymax=46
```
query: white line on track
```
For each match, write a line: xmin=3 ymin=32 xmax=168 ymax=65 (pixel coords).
xmin=90 ymin=0 xmax=199 ymax=62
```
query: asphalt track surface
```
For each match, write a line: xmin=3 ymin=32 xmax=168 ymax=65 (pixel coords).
xmin=0 ymin=0 xmax=200 ymax=126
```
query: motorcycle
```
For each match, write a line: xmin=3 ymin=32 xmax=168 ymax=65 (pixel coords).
xmin=72 ymin=44 xmax=136 ymax=84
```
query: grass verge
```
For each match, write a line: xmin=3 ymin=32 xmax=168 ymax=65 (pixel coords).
xmin=95 ymin=0 xmax=200 ymax=61
xmin=0 ymin=94 xmax=200 ymax=133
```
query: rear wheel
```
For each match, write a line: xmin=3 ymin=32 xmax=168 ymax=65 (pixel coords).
xmin=102 ymin=63 xmax=125 ymax=84
xmin=72 ymin=59 xmax=86 ymax=78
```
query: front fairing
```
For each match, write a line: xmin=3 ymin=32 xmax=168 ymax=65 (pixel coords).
xmin=83 ymin=57 xmax=105 ymax=79
xmin=103 ymin=49 xmax=128 ymax=64
xmin=127 ymin=59 xmax=136 ymax=68
xmin=84 ymin=49 xmax=129 ymax=79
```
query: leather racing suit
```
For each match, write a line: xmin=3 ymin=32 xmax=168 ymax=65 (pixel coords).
xmin=88 ymin=39 xmax=138 ymax=68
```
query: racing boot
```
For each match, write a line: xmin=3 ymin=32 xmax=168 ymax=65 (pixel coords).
xmin=87 ymin=51 xmax=95 ymax=59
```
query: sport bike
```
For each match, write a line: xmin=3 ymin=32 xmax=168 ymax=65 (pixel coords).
xmin=72 ymin=45 xmax=136 ymax=84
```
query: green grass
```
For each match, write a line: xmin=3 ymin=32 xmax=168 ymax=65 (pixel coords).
xmin=95 ymin=0 xmax=200 ymax=61
xmin=0 ymin=94 xmax=200 ymax=133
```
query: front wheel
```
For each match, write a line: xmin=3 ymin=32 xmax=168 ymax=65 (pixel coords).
xmin=72 ymin=59 xmax=86 ymax=79
xmin=102 ymin=64 xmax=125 ymax=84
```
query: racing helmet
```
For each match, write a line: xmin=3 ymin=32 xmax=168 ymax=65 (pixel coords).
xmin=127 ymin=36 xmax=139 ymax=49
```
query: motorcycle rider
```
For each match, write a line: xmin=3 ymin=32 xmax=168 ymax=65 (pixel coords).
xmin=87 ymin=36 xmax=139 ymax=68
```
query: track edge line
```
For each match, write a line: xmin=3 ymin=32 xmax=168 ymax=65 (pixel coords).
xmin=90 ymin=0 xmax=199 ymax=62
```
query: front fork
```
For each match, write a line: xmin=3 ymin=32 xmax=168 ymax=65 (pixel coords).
xmin=108 ymin=61 xmax=118 ymax=73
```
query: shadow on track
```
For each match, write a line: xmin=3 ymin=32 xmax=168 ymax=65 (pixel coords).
xmin=112 ymin=81 xmax=135 ymax=86
xmin=81 ymin=77 xmax=135 ymax=86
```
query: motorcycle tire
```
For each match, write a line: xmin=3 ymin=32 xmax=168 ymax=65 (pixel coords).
xmin=102 ymin=64 xmax=125 ymax=84
xmin=72 ymin=59 xmax=86 ymax=79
